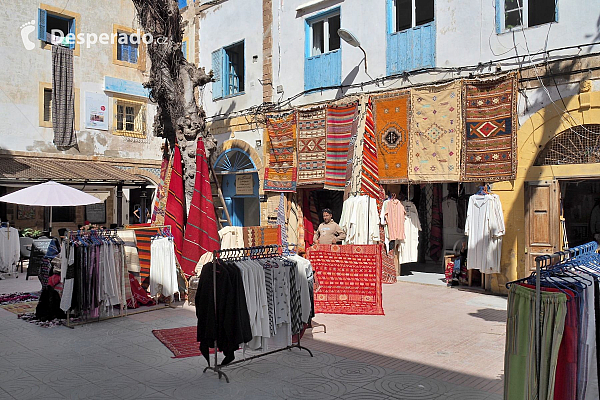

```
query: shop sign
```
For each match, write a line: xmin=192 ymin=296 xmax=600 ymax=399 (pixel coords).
xmin=236 ymin=174 xmax=254 ymax=195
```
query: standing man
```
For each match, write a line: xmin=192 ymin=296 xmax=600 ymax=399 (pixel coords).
xmin=314 ymin=208 xmax=346 ymax=244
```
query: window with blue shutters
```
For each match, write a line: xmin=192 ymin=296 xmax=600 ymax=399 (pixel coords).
xmin=117 ymin=33 xmax=139 ymax=64
xmin=211 ymin=41 xmax=245 ymax=101
xmin=304 ymin=8 xmax=342 ymax=91
xmin=37 ymin=8 xmax=76 ymax=49
xmin=178 ymin=0 xmax=187 ymax=9
xmin=386 ymin=0 xmax=435 ymax=76
xmin=495 ymin=0 xmax=557 ymax=33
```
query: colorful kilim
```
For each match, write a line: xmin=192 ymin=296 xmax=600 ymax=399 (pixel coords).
xmin=164 ymin=144 xmax=186 ymax=265
xmin=373 ymin=91 xmax=410 ymax=183
xmin=264 ymin=112 xmax=297 ymax=192
xmin=306 ymin=244 xmax=384 ymax=315
xmin=325 ymin=102 xmax=358 ymax=191
xmin=242 ymin=226 xmax=282 ymax=247
xmin=462 ymin=73 xmax=517 ymax=181
xmin=297 ymin=107 xmax=327 ymax=185
xmin=0 ymin=301 xmax=38 ymax=315
xmin=181 ymin=140 xmax=220 ymax=277
xmin=151 ymin=150 xmax=173 ymax=226
xmin=409 ymin=81 xmax=462 ymax=182
xmin=360 ymin=99 xmax=383 ymax=200
xmin=127 ymin=225 xmax=154 ymax=289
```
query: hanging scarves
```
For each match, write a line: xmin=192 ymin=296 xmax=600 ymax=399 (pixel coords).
xmin=181 ymin=139 xmax=220 ymax=276
xmin=164 ymin=143 xmax=185 ymax=266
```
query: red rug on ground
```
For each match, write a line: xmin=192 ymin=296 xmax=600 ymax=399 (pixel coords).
xmin=152 ymin=326 xmax=215 ymax=358
xmin=306 ymin=244 xmax=384 ymax=315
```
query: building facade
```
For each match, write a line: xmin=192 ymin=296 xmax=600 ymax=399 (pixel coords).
xmin=0 ymin=0 xmax=164 ymax=234
xmin=192 ymin=0 xmax=600 ymax=294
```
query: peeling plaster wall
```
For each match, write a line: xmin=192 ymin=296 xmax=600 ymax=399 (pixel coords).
xmin=0 ymin=0 xmax=161 ymax=161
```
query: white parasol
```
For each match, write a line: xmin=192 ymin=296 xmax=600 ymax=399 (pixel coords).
xmin=0 ymin=181 xmax=102 ymax=234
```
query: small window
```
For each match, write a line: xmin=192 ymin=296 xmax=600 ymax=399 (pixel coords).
xmin=43 ymin=88 xmax=52 ymax=123
xmin=393 ymin=0 xmax=434 ymax=32
xmin=224 ymin=42 xmax=245 ymax=96
xmin=52 ymin=206 xmax=76 ymax=223
xmin=117 ymin=33 xmax=139 ymax=64
xmin=114 ymin=100 xmax=146 ymax=138
xmin=500 ymin=0 xmax=555 ymax=31
xmin=309 ymin=12 xmax=340 ymax=56
xmin=38 ymin=8 xmax=76 ymax=49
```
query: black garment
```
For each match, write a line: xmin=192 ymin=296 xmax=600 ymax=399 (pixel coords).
xmin=35 ymin=286 xmax=66 ymax=321
xmin=195 ymin=260 xmax=252 ymax=365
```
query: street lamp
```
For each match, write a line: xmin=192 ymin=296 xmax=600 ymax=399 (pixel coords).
xmin=337 ymin=28 xmax=368 ymax=73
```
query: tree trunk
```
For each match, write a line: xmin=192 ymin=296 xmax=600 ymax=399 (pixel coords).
xmin=131 ymin=0 xmax=215 ymax=207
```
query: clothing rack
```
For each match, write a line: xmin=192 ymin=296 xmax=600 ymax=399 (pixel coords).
xmin=204 ymin=244 xmax=314 ymax=383
xmin=506 ymin=241 xmax=600 ymax=399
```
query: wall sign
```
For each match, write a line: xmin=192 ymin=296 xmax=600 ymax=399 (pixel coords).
xmin=86 ymin=202 xmax=106 ymax=224
xmin=236 ymin=174 xmax=254 ymax=195
xmin=85 ymin=92 xmax=109 ymax=130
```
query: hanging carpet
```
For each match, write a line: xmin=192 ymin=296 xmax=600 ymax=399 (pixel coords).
xmin=372 ymin=91 xmax=410 ymax=183
xmin=264 ymin=112 xmax=297 ymax=192
xmin=409 ymin=81 xmax=462 ymax=182
xmin=461 ymin=73 xmax=517 ymax=181
xmin=164 ymin=143 xmax=186 ymax=265
xmin=151 ymin=148 xmax=174 ymax=226
xmin=181 ymin=139 xmax=220 ymax=277
xmin=297 ymin=107 xmax=327 ymax=185
xmin=324 ymin=102 xmax=358 ymax=191
xmin=306 ymin=244 xmax=384 ymax=315
xmin=242 ymin=226 xmax=282 ymax=247
xmin=360 ymin=98 xmax=383 ymax=200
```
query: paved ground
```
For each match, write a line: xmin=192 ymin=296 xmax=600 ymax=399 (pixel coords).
xmin=0 ymin=270 xmax=506 ymax=399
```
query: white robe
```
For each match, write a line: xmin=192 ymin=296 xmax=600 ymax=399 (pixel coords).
xmin=399 ymin=201 xmax=421 ymax=264
xmin=464 ymin=194 xmax=505 ymax=274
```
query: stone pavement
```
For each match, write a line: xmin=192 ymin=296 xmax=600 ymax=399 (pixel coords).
xmin=0 ymin=273 xmax=506 ymax=399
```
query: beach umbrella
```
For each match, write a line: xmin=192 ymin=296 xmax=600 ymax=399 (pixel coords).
xmin=0 ymin=180 xmax=102 ymax=233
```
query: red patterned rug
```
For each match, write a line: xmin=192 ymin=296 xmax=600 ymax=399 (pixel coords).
xmin=306 ymin=244 xmax=384 ymax=315
xmin=152 ymin=326 xmax=214 ymax=358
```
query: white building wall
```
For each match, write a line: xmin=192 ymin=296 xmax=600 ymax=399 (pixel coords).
xmin=0 ymin=0 xmax=161 ymax=160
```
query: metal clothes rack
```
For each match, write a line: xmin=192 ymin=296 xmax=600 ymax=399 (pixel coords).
xmin=507 ymin=241 xmax=599 ymax=399
xmin=203 ymin=244 xmax=314 ymax=383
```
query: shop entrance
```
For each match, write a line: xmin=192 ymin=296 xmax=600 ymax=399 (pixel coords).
xmin=214 ymin=148 xmax=260 ymax=227
xmin=561 ymin=179 xmax=600 ymax=247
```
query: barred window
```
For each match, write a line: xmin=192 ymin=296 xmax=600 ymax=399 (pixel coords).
xmin=535 ymin=125 xmax=600 ymax=166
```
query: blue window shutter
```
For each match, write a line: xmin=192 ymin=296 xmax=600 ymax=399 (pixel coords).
xmin=130 ymin=43 xmax=138 ymax=64
xmin=212 ymin=49 xmax=223 ymax=100
xmin=495 ymin=0 xmax=502 ymax=34
xmin=38 ymin=9 xmax=47 ymax=41
xmin=182 ymin=41 xmax=187 ymax=61
xmin=178 ymin=0 xmax=187 ymax=8
xmin=68 ymin=18 xmax=76 ymax=49
xmin=122 ymin=42 xmax=130 ymax=63
xmin=386 ymin=0 xmax=394 ymax=35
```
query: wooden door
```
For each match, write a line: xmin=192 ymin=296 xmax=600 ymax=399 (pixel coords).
xmin=525 ymin=180 xmax=560 ymax=271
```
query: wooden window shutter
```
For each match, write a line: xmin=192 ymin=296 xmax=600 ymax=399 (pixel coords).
xmin=38 ymin=9 xmax=47 ymax=41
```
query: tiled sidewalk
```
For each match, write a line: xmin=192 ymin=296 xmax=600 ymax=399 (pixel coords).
xmin=0 ymin=273 xmax=505 ymax=399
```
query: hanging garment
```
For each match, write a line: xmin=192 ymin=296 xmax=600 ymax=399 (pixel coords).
xmin=181 ymin=139 xmax=220 ymax=276
xmin=51 ymin=45 xmax=76 ymax=148
xmin=219 ymin=226 xmax=244 ymax=249
xmin=150 ymin=237 xmax=179 ymax=300
xmin=399 ymin=201 xmax=421 ymax=264
xmin=385 ymin=199 xmax=406 ymax=241
xmin=340 ymin=196 xmax=380 ymax=245
xmin=0 ymin=227 xmax=19 ymax=274
xmin=464 ymin=193 xmax=505 ymax=273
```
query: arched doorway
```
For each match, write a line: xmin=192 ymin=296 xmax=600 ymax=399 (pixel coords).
xmin=214 ymin=148 xmax=260 ymax=226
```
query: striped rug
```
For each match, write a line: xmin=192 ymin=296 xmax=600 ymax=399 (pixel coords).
xmin=125 ymin=224 xmax=154 ymax=289
xmin=164 ymin=143 xmax=186 ymax=265
xmin=324 ymin=102 xmax=358 ymax=191
xmin=180 ymin=139 xmax=220 ymax=277
xmin=360 ymin=98 xmax=383 ymax=200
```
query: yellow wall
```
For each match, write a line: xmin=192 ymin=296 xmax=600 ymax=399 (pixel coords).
xmin=491 ymin=90 xmax=600 ymax=294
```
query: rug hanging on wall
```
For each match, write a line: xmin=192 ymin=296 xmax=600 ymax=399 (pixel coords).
xmin=372 ymin=90 xmax=410 ymax=183
xmin=324 ymin=102 xmax=358 ymax=191
xmin=409 ymin=81 xmax=462 ymax=182
xmin=297 ymin=107 xmax=327 ymax=185
xmin=306 ymin=244 xmax=384 ymax=315
xmin=360 ymin=98 xmax=383 ymax=200
xmin=264 ymin=112 xmax=298 ymax=192
xmin=461 ymin=73 xmax=517 ymax=181
xmin=242 ymin=226 xmax=282 ymax=247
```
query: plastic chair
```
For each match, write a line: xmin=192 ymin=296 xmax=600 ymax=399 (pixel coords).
xmin=19 ymin=237 xmax=34 ymax=274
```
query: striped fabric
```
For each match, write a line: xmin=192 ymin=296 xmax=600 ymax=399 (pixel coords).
xmin=360 ymin=99 xmax=383 ymax=200
xmin=164 ymin=144 xmax=186 ymax=265
xmin=125 ymin=224 xmax=154 ymax=289
xmin=264 ymin=267 xmax=276 ymax=336
xmin=324 ymin=102 xmax=358 ymax=191
xmin=287 ymin=259 xmax=303 ymax=335
xmin=180 ymin=140 xmax=220 ymax=277
xmin=277 ymin=193 xmax=288 ymax=249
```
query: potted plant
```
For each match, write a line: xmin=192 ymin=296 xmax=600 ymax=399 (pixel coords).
xmin=21 ymin=228 xmax=43 ymax=239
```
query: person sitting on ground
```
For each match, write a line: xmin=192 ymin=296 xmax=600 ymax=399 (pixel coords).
xmin=313 ymin=208 xmax=346 ymax=245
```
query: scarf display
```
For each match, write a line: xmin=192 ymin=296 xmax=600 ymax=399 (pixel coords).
xmin=180 ymin=139 xmax=220 ymax=276
xmin=264 ymin=112 xmax=297 ymax=192
xmin=462 ymin=73 xmax=518 ymax=181
xmin=409 ymin=81 xmax=462 ymax=182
